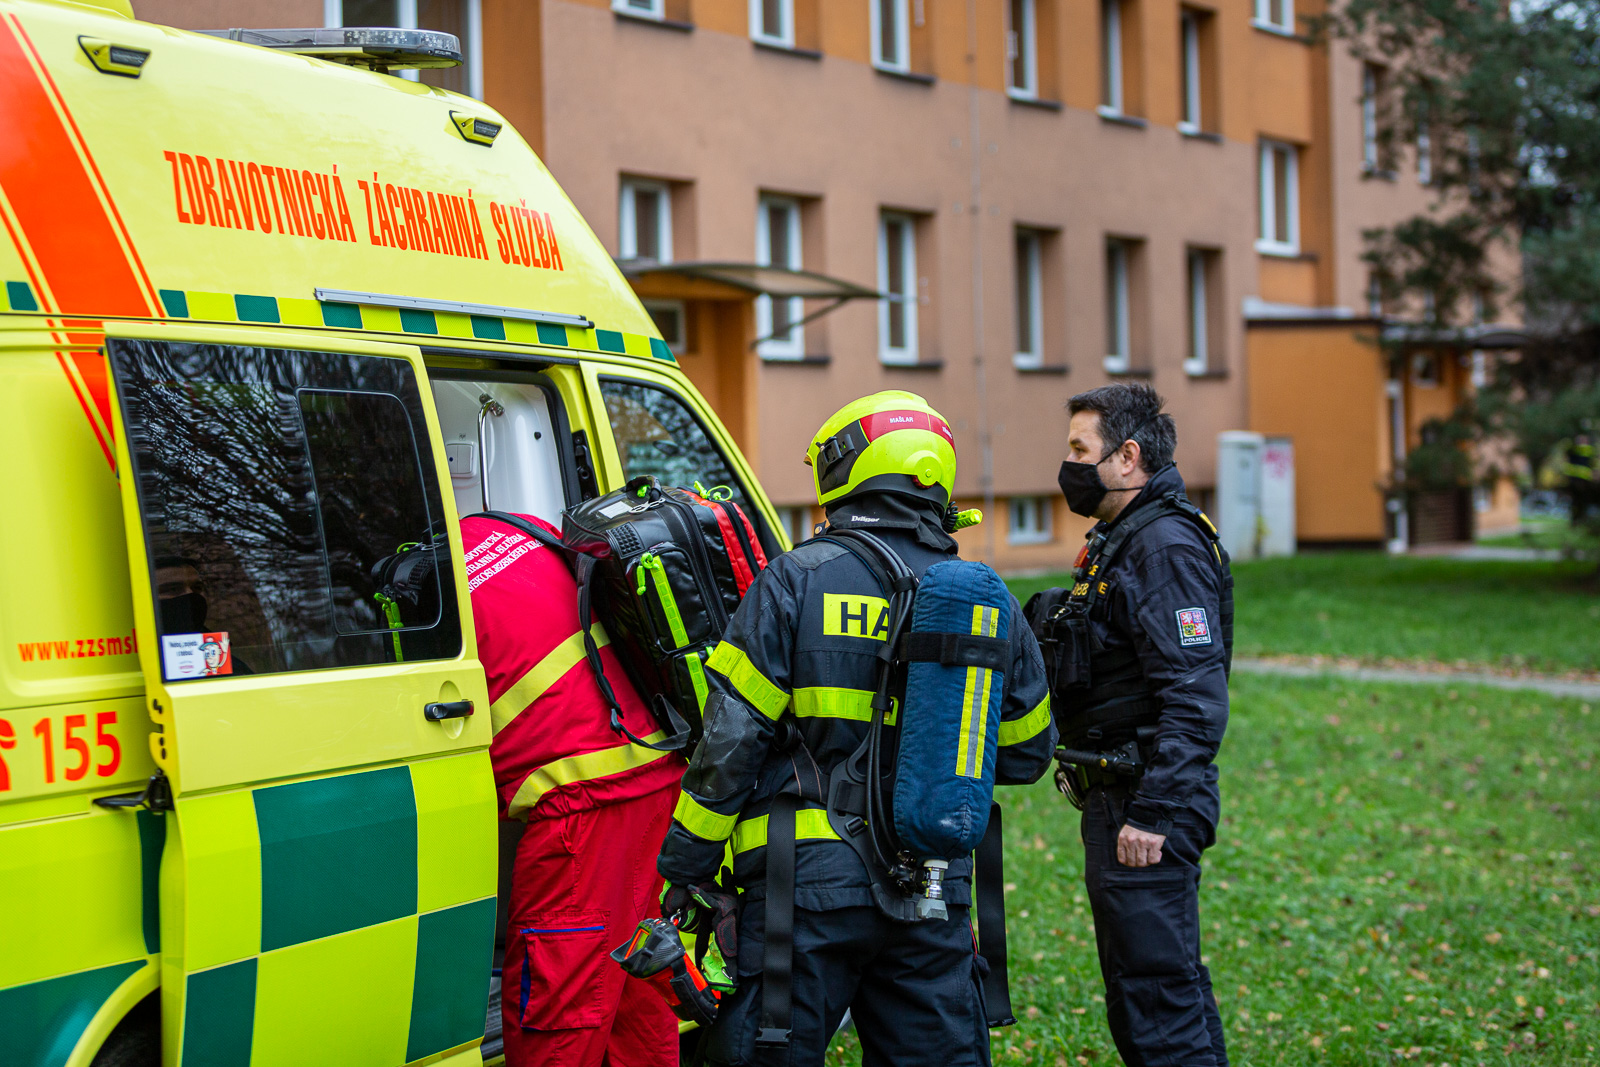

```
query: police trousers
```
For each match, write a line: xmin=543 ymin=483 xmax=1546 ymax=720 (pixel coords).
xmin=1082 ymin=787 xmax=1228 ymax=1067
xmin=706 ymin=898 xmax=992 ymax=1067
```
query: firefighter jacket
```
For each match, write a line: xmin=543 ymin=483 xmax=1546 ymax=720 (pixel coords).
xmin=463 ymin=514 xmax=685 ymax=822
xmin=655 ymin=493 xmax=1057 ymax=911
xmin=1062 ymin=464 xmax=1230 ymax=836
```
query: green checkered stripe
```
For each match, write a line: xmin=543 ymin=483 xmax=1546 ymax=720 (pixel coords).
xmin=1 ymin=280 xmax=676 ymax=363
xmin=178 ymin=757 xmax=498 ymax=1066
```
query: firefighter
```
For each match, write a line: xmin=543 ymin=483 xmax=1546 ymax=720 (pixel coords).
xmin=463 ymin=512 xmax=686 ymax=1067
xmin=655 ymin=391 xmax=1058 ymax=1067
xmin=1046 ymin=383 xmax=1232 ymax=1067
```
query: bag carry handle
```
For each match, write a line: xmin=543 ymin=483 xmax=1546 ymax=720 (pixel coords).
xmin=468 ymin=512 xmax=689 ymax=754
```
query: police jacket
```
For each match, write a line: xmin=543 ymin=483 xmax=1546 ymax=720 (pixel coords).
xmin=656 ymin=493 xmax=1057 ymax=911
xmin=1060 ymin=464 xmax=1229 ymax=836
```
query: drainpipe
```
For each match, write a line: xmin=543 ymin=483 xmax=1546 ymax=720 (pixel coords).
xmin=966 ymin=0 xmax=996 ymax=563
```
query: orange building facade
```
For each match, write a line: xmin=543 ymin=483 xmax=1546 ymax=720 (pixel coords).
xmin=138 ymin=0 xmax=1518 ymax=561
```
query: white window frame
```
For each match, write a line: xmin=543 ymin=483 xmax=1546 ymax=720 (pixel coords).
xmin=871 ymin=0 xmax=911 ymax=72
xmin=327 ymin=0 xmax=483 ymax=98
xmin=774 ymin=506 xmax=812 ymax=544
xmin=1179 ymin=9 xmax=1202 ymax=134
xmin=1416 ymin=114 xmax=1433 ymax=185
xmin=1099 ymin=0 xmax=1124 ymax=116
xmin=878 ymin=212 xmax=919 ymax=365
xmin=1185 ymin=249 xmax=1209 ymax=376
xmin=756 ymin=195 xmax=804 ymax=360
xmin=1252 ymin=0 xmax=1293 ymax=33
xmin=1007 ymin=496 xmax=1054 ymax=545
xmin=1256 ymin=139 xmax=1300 ymax=255
xmin=644 ymin=299 xmax=687 ymax=353
xmin=1007 ymin=0 xmax=1038 ymax=100
xmin=752 ymin=0 xmax=796 ymax=48
xmin=1361 ymin=63 xmax=1381 ymax=171
xmin=1013 ymin=229 xmax=1043 ymax=369
xmin=1105 ymin=239 xmax=1131 ymax=374
xmin=618 ymin=178 xmax=673 ymax=264
xmin=614 ymin=0 xmax=665 ymax=20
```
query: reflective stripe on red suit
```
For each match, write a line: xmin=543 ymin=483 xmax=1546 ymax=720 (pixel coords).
xmin=463 ymin=513 xmax=683 ymax=1067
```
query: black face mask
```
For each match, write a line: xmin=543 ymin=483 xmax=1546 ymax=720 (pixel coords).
xmin=160 ymin=592 xmax=208 ymax=634
xmin=1057 ymin=459 xmax=1112 ymax=518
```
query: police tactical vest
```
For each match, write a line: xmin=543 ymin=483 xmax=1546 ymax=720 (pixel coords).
xmin=1025 ymin=492 xmax=1233 ymax=751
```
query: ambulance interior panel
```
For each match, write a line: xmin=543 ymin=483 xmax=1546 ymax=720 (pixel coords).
xmin=431 ymin=379 xmax=566 ymax=526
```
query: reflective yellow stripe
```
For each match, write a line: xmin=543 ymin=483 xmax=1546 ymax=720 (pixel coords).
xmin=686 ymin=650 xmax=709 ymax=711
xmin=730 ymin=808 xmax=841 ymax=854
xmin=956 ymin=605 xmax=999 ymax=779
xmin=489 ymin=623 xmax=611 ymax=735
xmin=999 ymin=693 xmax=1052 ymax=746
xmin=706 ymin=641 xmax=789 ymax=719
xmin=507 ymin=730 xmax=670 ymax=818
xmin=791 ymin=687 xmax=898 ymax=726
xmin=673 ymin=791 xmax=739 ymax=842
xmin=645 ymin=556 xmax=691 ymax=648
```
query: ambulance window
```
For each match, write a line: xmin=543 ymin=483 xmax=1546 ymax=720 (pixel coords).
xmin=109 ymin=339 xmax=461 ymax=678
xmin=599 ymin=379 xmax=780 ymax=558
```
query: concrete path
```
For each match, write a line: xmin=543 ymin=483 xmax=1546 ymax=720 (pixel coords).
xmin=1406 ymin=544 xmax=1567 ymax=562
xmin=1233 ymin=656 xmax=1600 ymax=700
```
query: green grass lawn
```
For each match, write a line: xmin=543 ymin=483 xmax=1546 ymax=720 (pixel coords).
xmin=1007 ymin=554 xmax=1600 ymax=675
xmin=828 ymin=673 xmax=1600 ymax=1066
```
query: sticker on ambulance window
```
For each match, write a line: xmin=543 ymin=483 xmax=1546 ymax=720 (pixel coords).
xmin=161 ymin=632 xmax=234 ymax=679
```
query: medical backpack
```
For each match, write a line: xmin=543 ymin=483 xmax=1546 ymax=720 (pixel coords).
xmin=474 ymin=475 xmax=768 ymax=751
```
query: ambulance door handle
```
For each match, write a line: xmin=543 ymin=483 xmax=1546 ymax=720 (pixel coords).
xmin=424 ymin=700 xmax=475 ymax=722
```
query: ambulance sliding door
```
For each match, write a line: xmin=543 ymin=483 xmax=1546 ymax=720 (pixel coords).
xmin=104 ymin=324 xmax=495 ymax=1067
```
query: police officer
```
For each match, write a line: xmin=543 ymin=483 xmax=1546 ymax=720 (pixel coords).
xmin=655 ymin=391 xmax=1057 ymax=1067
xmin=1034 ymin=383 xmax=1231 ymax=1067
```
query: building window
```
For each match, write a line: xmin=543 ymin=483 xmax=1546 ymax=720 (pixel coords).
xmin=1105 ymin=239 xmax=1131 ymax=373
xmin=1179 ymin=9 xmax=1202 ymax=132
xmin=1007 ymin=0 xmax=1038 ymax=99
xmin=1100 ymin=0 xmax=1123 ymax=113
xmin=1411 ymin=352 xmax=1440 ymax=388
xmin=878 ymin=212 xmax=919 ymax=364
xmin=1367 ymin=270 xmax=1385 ymax=317
xmin=752 ymin=0 xmax=795 ymax=47
xmin=756 ymin=196 xmax=804 ymax=359
xmin=871 ymin=0 xmax=910 ymax=70
xmin=1014 ymin=229 xmax=1043 ymax=368
xmin=1257 ymin=140 xmax=1299 ymax=254
xmin=1185 ymin=249 xmax=1210 ymax=375
xmin=1008 ymin=496 xmax=1054 ymax=545
xmin=1252 ymin=0 xmax=1292 ymax=33
xmin=1416 ymin=108 xmax=1433 ymax=185
xmin=644 ymin=301 xmax=686 ymax=352
xmin=614 ymin=0 xmax=664 ymax=18
xmin=619 ymin=179 xmax=672 ymax=264
xmin=1362 ymin=63 xmax=1392 ymax=172
xmin=328 ymin=0 xmax=482 ymax=98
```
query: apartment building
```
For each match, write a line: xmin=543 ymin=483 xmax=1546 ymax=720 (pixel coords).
xmin=140 ymin=0 xmax=1514 ymax=560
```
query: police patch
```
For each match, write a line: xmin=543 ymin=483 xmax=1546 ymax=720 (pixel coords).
xmin=1176 ymin=607 xmax=1211 ymax=646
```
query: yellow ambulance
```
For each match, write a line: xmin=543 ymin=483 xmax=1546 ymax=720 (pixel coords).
xmin=0 ymin=2 xmax=785 ymax=1063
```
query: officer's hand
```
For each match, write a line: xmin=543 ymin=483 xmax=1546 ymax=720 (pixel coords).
xmin=1116 ymin=824 xmax=1166 ymax=867
xmin=662 ymin=883 xmax=697 ymax=923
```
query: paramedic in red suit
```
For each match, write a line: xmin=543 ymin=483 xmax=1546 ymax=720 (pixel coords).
xmin=463 ymin=512 xmax=686 ymax=1067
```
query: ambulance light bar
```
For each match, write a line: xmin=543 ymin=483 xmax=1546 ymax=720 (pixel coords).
xmin=200 ymin=27 xmax=462 ymax=71
xmin=314 ymin=289 xmax=595 ymax=331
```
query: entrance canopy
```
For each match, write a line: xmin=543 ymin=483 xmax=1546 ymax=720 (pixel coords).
xmin=619 ymin=261 xmax=883 ymax=301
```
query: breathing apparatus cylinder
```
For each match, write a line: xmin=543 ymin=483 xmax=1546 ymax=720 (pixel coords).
xmin=891 ymin=558 xmax=1011 ymax=915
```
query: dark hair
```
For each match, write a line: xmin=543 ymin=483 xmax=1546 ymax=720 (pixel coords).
xmin=1066 ymin=383 xmax=1176 ymax=473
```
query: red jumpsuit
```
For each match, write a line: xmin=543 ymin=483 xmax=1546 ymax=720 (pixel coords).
xmin=464 ymin=514 xmax=685 ymax=1067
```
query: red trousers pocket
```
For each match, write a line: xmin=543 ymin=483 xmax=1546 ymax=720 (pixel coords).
xmin=508 ymin=909 xmax=613 ymax=1031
